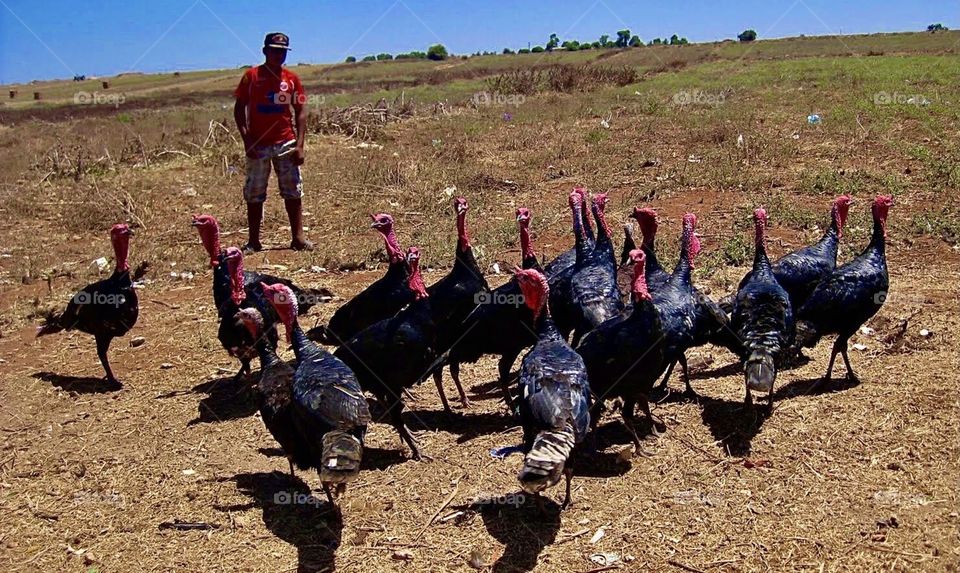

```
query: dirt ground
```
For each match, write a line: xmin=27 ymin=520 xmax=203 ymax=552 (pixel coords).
xmin=1 ymin=204 xmax=958 ymax=573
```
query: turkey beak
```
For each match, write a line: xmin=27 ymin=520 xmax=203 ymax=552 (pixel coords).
xmin=126 ymin=229 xmax=135 ymax=236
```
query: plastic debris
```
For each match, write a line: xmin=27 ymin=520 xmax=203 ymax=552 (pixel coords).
xmin=808 ymin=114 xmax=822 ymax=124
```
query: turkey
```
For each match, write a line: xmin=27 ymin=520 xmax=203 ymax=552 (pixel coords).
xmin=513 ymin=269 xmax=590 ymax=509
xmin=542 ymin=186 xmax=595 ymax=277
xmin=577 ymin=249 xmax=667 ymax=455
xmin=258 ymin=284 xmax=372 ymax=506
xmin=191 ymin=214 xmax=332 ymax=319
xmin=442 ymin=207 xmax=541 ymax=410
xmin=568 ymin=191 xmax=623 ymax=346
xmin=547 ymin=187 xmax=593 ymax=340
xmin=731 ymin=208 xmax=795 ymax=407
xmin=309 ymin=213 xmax=414 ymax=345
xmin=631 ymin=207 xmax=672 ymax=292
xmin=218 ymin=247 xmax=280 ymax=380
xmin=648 ymin=213 xmax=704 ymax=396
xmin=334 ymin=247 xmax=440 ymax=460
xmin=234 ymin=308 xmax=298 ymax=475
xmin=795 ymin=195 xmax=892 ymax=384
xmin=427 ymin=197 xmax=491 ymax=409
xmin=721 ymin=195 xmax=853 ymax=313
xmin=615 ymin=221 xmax=638 ymax=301
xmin=37 ymin=224 xmax=148 ymax=388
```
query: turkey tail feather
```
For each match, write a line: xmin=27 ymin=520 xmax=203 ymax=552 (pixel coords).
xmin=745 ymin=350 xmax=776 ymax=393
xmin=519 ymin=427 xmax=575 ymax=495
xmin=320 ymin=430 xmax=363 ymax=485
xmin=36 ymin=309 xmax=66 ymax=337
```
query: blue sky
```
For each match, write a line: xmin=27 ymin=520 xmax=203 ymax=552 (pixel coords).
xmin=0 ymin=0 xmax=956 ymax=84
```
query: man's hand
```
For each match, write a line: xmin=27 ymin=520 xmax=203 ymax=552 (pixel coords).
xmin=293 ymin=145 xmax=305 ymax=166
xmin=242 ymin=135 xmax=259 ymax=159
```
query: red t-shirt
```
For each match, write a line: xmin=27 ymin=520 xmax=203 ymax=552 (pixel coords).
xmin=234 ymin=65 xmax=304 ymax=147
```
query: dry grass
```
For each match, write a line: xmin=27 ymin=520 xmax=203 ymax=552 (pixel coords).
xmin=1 ymin=32 xmax=960 ymax=573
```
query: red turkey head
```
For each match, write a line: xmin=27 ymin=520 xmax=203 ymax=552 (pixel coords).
xmin=592 ymin=193 xmax=611 ymax=236
xmin=516 ymin=207 xmax=535 ymax=261
xmin=235 ymin=308 xmax=263 ymax=340
xmin=109 ymin=223 xmax=133 ymax=273
xmin=682 ymin=213 xmax=701 ymax=265
xmin=753 ymin=208 xmax=768 ymax=248
xmin=370 ymin=212 xmax=394 ymax=230
xmin=370 ymin=213 xmax=402 ymax=262
xmin=405 ymin=247 xmax=428 ymax=299
xmin=574 ymin=187 xmax=593 ymax=235
xmin=630 ymin=207 xmax=658 ymax=247
xmin=223 ymin=247 xmax=247 ymax=305
xmin=191 ymin=214 xmax=221 ymax=267
xmin=568 ymin=189 xmax=583 ymax=210
xmin=514 ymin=268 xmax=549 ymax=319
xmin=261 ymin=282 xmax=298 ymax=342
xmin=629 ymin=249 xmax=651 ymax=302
xmin=516 ymin=207 xmax=531 ymax=225
xmin=453 ymin=197 xmax=471 ymax=251
xmin=873 ymin=195 xmax=893 ymax=237
xmin=833 ymin=195 xmax=852 ymax=239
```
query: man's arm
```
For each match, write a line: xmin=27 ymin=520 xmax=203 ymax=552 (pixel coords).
xmin=234 ymin=99 xmax=256 ymax=158
xmin=293 ymin=101 xmax=306 ymax=166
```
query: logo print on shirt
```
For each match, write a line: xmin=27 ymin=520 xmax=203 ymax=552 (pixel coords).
xmin=279 ymin=80 xmax=289 ymax=92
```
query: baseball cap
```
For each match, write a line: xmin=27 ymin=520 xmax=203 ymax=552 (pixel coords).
xmin=264 ymin=32 xmax=291 ymax=50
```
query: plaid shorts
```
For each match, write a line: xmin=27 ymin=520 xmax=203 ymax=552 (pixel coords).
xmin=242 ymin=140 xmax=303 ymax=203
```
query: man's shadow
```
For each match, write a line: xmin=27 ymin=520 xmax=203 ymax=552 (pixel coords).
xmin=224 ymin=471 xmax=342 ymax=572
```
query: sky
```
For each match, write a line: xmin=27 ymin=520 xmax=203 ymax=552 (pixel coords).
xmin=0 ymin=0 xmax=956 ymax=84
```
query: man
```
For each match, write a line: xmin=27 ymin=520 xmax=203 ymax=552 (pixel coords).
xmin=234 ymin=32 xmax=312 ymax=253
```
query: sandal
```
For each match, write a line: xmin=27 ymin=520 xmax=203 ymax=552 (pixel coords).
xmin=290 ymin=239 xmax=314 ymax=251
xmin=242 ymin=242 xmax=263 ymax=255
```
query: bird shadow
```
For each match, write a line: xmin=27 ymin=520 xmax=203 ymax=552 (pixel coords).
xmin=468 ymin=495 xmax=562 ymax=573
xmin=360 ymin=446 xmax=408 ymax=472
xmin=186 ymin=373 xmax=257 ymax=426
xmin=574 ymin=448 xmax=632 ymax=479
xmin=698 ymin=394 xmax=770 ymax=457
xmin=773 ymin=375 xmax=861 ymax=400
xmin=226 ymin=471 xmax=342 ymax=573
xmin=689 ymin=361 xmax=743 ymax=381
xmin=32 ymin=371 xmax=121 ymax=394
xmin=404 ymin=408 xmax=516 ymax=443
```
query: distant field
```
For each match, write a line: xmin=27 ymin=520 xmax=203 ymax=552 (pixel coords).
xmin=0 ymin=30 xmax=958 ymax=573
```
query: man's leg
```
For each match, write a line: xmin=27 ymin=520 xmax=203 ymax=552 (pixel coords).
xmin=243 ymin=148 xmax=270 ymax=253
xmin=275 ymin=144 xmax=312 ymax=250
xmin=246 ymin=202 xmax=264 ymax=252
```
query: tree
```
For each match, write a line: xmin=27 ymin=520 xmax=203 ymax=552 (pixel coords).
xmin=579 ymin=42 xmax=592 ymax=50
xmin=345 ymin=56 xmax=357 ymax=63
xmin=562 ymin=40 xmax=580 ymax=51
xmin=679 ymin=37 xmax=689 ymax=45
xmin=518 ymin=48 xmax=531 ymax=54
xmin=376 ymin=53 xmax=393 ymax=61
xmin=503 ymin=48 xmax=515 ymax=54
xmin=615 ymin=29 xmax=631 ymax=48
xmin=629 ymin=35 xmax=643 ymax=47
xmin=927 ymin=23 xmax=948 ymax=32
xmin=427 ymin=44 xmax=448 ymax=60
xmin=531 ymin=45 xmax=545 ymax=53
xmin=649 ymin=38 xmax=662 ymax=45
xmin=361 ymin=55 xmax=376 ymax=62
xmin=591 ymin=41 xmax=602 ymax=49
xmin=738 ymin=29 xmax=757 ymax=42
xmin=669 ymin=34 xmax=680 ymax=45
xmin=546 ymin=33 xmax=560 ymax=51
xmin=599 ymin=34 xmax=610 ymax=47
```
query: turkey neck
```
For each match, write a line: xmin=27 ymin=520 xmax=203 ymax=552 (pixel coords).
xmin=591 ymin=201 xmax=612 ymax=253
xmin=534 ymin=307 xmax=563 ymax=342
xmin=519 ymin=221 xmax=537 ymax=268
xmin=640 ymin=226 xmax=663 ymax=276
xmin=255 ymin=334 xmax=282 ymax=369
xmin=571 ymin=200 xmax=590 ymax=263
xmin=379 ymin=226 xmax=404 ymax=263
xmin=868 ymin=208 xmax=887 ymax=256
xmin=580 ymin=199 xmax=595 ymax=242
xmin=290 ymin=321 xmax=316 ymax=363
xmin=752 ymin=218 xmax=773 ymax=275
xmin=111 ymin=233 xmax=131 ymax=274
xmin=672 ymin=226 xmax=695 ymax=283
xmin=620 ymin=225 xmax=637 ymax=266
